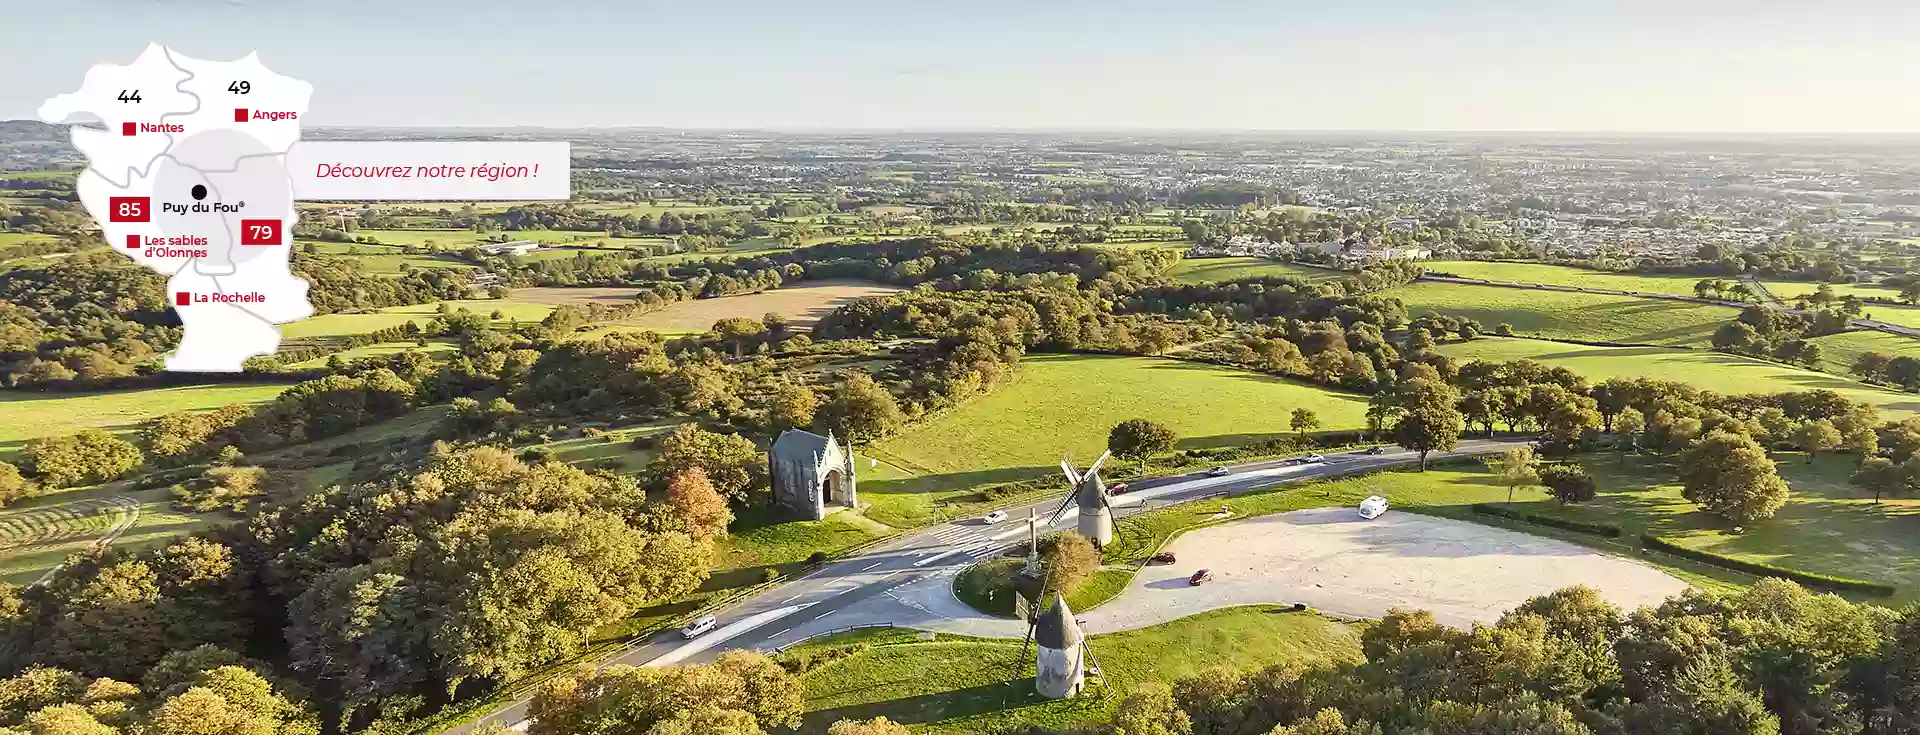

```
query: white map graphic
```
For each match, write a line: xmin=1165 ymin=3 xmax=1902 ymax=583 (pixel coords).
xmin=39 ymin=44 xmax=314 ymax=372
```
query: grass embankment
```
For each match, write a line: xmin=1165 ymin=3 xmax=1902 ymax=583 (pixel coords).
xmin=1387 ymin=281 xmax=1738 ymax=347
xmin=792 ymin=606 xmax=1363 ymax=734
xmin=859 ymin=354 xmax=1370 ymax=527
xmin=1167 ymin=257 xmax=1342 ymax=283
xmin=952 ymin=557 xmax=1133 ymax=617
xmin=1438 ymin=338 xmax=1920 ymax=417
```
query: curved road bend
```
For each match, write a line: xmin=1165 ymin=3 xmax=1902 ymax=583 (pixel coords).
xmin=461 ymin=439 xmax=1524 ymax=733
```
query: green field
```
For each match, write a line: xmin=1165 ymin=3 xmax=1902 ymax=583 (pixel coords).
xmin=289 ymin=339 xmax=460 ymax=368
xmin=0 ymin=232 xmax=58 ymax=247
xmin=794 ymin=606 xmax=1362 ymax=734
xmin=1810 ymin=331 xmax=1920 ymax=375
xmin=1437 ymin=338 xmax=1920 ymax=416
xmin=0 ymin=383 xmax=292 ymax=461
xmin=279 ymin=299 xmax=555 ymax=339
xmin=1167 ymin=257 xmax=1343 ymax=283
xmin=859 ymin=354 xmax=1369 ymax=526
xmin=1389 ymin=281 xmax=1738 ymax=346
xmin=1858 ymin=304 xmax=1920 ymax=330
xmin=1762 ymin=280 xmax=1906 ymax=302
xmin=1429 ymin=260 xmax=1706 ymax=296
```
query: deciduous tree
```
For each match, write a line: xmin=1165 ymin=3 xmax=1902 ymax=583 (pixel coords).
xmin=1680 ymin=430 xmax=1790 ymax=526
xmin=1108 ymin=419 xmax=1177 ymax=470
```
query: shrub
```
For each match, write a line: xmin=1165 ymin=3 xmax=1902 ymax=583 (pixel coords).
xmin=519 ymin=446 xmax=556 ymax=464
xmin=1638 ymin=534 xmax=1894 ymax=597
xmin=1471 ymin=504 xmax=1622 ymax=538
xmin=807 ymin=551 xmax=830 ymax=565
xmin=761 ymin=567 xmax=781 ymax=583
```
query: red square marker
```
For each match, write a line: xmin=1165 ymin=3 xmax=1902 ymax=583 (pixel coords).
xmin=174 ymin=292 xmax=191 ymax=307
xmin=233 ymin=108 xmax=248 ymax=123
xmin=107 ymin=196 xmax=149 ymax=222
xmin=121 ymin=122 xmax=136 ymax=136
xmin=240 ymin=219 xmax=281 ymax=246
xmin=125 ymin=234 xmax=141 ymax=249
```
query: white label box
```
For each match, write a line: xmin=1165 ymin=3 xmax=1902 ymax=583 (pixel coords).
xmin=287 ymin=141 xmax=569 ymax=200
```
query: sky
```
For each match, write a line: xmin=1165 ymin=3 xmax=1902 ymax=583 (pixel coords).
xmin=4 ymin=0 xmax=1918 ymax=133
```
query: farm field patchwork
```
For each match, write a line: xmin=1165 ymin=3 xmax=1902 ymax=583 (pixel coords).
xmin=1437 ymin=337 xmax=1920 ymax=415
xmin=290 ymin=339 xmax=460 ymax=368
xmin=1167 ymin=257 xmax=1343 ymax=283
xmin=0 ymin=383 xmax=292 ymax=460
xmin=1428 ymin=260 xmax=1708 ymax=295
xmin=793 ymin=606 xmax=1362 ymax=734
xmin=1389 ymin=281 xmax=1738 ymax=346
xmin=860 ymin=354 xmax=1370 ymax=526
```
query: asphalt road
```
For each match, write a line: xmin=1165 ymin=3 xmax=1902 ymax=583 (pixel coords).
xmin=459 ymin=438 xmax=1524 ymax=733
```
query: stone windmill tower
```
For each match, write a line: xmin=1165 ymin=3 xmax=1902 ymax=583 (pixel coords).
xmin=1049 ymin=451 xmax=1113 ymax=548
xmin=1032 ymin=592 xmax=1087 ymax=698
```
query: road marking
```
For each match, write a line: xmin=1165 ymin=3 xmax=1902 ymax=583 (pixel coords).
xmin=860 ymin=561 xmax=883 ymax=571
xmin=768 ymin=628 xmax=791 ymax=639
xmin=781 ymin=594 xmax=802 ymax=604
xmin=931 ymin=526 xmax=972 ymax=541
xmin=645 ymin=603 xmax=815 ymax=668
xmin=811 ymin=611 xmax=833 ymax=621
xmin=914 ymin=540 xmax=996 ymax=567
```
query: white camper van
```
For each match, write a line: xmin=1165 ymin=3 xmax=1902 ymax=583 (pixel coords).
xmin=1358 ymin=495 xmax=1389 ymax=520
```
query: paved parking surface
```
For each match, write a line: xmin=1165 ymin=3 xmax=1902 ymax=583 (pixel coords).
xmin=1081 ymin=507 xmax=1689 ymax=631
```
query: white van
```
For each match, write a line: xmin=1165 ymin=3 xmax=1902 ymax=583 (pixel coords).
xmin=1358 ymin=496 xmax=1389 ymax=520
xmin=681 ymin=614 xmax=718 ymax=639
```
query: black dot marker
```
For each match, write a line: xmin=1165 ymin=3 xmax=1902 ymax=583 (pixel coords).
xmin=191 ymin=184 xmax=207 ymax=201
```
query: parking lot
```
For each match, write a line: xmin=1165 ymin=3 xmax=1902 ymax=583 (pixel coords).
xmin=1080 ymin=507 xmax=1690 ymax=632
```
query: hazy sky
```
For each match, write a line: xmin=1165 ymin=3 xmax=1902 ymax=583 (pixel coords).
xmin=5 ymin=0 xmax=1918 ymax=132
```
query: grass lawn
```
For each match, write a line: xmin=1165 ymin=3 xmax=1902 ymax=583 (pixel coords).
xmin=793 ymin=605 xmax=1363 ymax=734
xmin=1811 ymin=331 xmax=1920 ymax=375
xmin=0 ymin=232 xmax=58 ymax=247
xmin=1763 ymin=280 xmax=1907 ymax=302
xmin=1167 ymin=257 xmax=1343 ymax=283
xmin=1858 ymin=304 xmax=1920 ymax=330
xmin=1388 ymin=281 xmax=1738 ymax=347
xmin=953 ymin=556 xmax=1132 ymax=617
xmin=0 ymin=383 xmax=291 ymax=462
xmin=280 ymin=299 xmax=555 ymax=339
xmin=707 ymin=509 xmax=895 ymax=591
xmin=858 ymin=354 xmax=1369 ymax=527
xmin=1429 ymin=261 xmax=1707 ymax=296
xmin=1437 ymin=337 xmax=1920 ymax=417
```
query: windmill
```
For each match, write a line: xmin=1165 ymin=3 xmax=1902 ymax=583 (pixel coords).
xmin=1050 ymin=450 xmax=1113 ymax=549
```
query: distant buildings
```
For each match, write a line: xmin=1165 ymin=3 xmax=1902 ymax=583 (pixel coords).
xmin=1188 ymin=235 xmax=1430 ymax=268
xmin=477 ymin=240 xmax=540 ymax=256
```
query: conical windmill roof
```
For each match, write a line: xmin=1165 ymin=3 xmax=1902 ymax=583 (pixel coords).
xmin=1034 ymin=592 xmax=1084 ymax=649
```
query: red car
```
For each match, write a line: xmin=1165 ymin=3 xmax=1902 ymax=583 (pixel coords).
xmin=1106 ymin=483 xmax=1129 ymax=495
xmin=1188 ymin=569 xmax=1214 ymax=586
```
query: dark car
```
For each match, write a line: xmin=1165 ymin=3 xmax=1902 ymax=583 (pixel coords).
xmin=1362 ymin=446 xmax=1386 ymax=455
xmin=1151 ymin=551 xmax=1177 ymax=564
xmin=1188 ymin=569 xmax=1214 ymax=585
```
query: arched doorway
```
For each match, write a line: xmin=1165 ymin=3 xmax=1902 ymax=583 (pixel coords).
xmin=821 ymin=469 xmax=846 ymax=505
